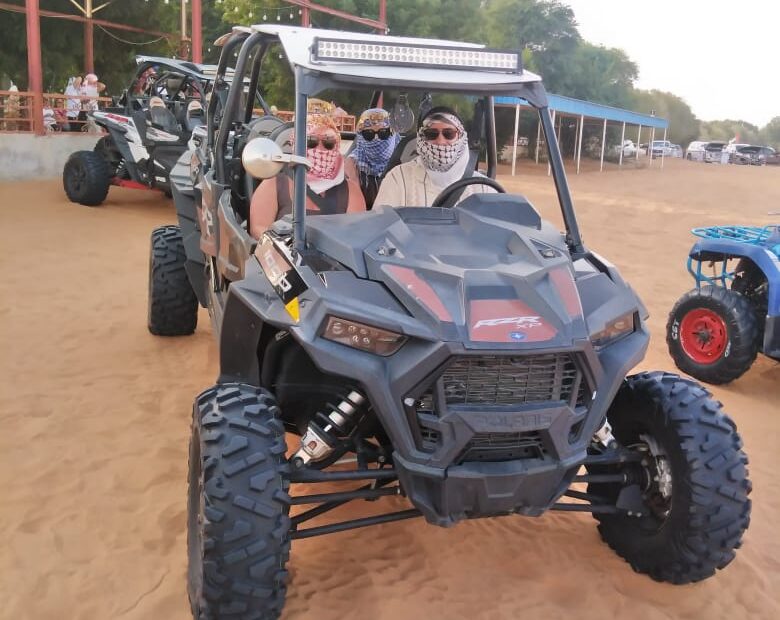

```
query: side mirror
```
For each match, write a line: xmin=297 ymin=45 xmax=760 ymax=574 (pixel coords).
xmin=242 ymin=137 xmax=311 ymax=179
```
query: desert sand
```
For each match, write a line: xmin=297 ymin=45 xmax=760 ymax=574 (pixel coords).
xmin=1 ymin=158 xmax=778 ymax=620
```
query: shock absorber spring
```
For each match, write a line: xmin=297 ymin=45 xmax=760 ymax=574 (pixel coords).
xmin=292 ymin=391 xmax=366 ymax=468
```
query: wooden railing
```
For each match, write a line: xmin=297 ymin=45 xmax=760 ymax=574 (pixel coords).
xmin=0 ymin=90 xmax=112 ymax=134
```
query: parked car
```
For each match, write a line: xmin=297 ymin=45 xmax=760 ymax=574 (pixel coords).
xmin=686 ymin=140 xmax=709 ymax=161
xmin=669 ymin=144 xmax=683 ymax=158
xmin=650 ymin=139 xmax=673 ymax=158
xmin=608 ymin=139 xmax=636 ymax=158
xmin=765 ymin=147 xmax=780 ymax=165
xmin=703 ymin=141 xmax=728 ymax=163
xmin=730 ymin=145 xmax=776 ymax=166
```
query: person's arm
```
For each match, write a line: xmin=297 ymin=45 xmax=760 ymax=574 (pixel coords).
xmin=345 ymin=179 xmax=366 ymax=213
xmin=373 ymin=168 xmax=403 ymax=207
xmin=343 ymin=156 xmax=359 ymax=183
xmin=249 ymin=179 xmax=279 ymax=239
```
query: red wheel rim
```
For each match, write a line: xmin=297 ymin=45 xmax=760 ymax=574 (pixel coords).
xmin=679 ymin=308 xmax=728 ymax=364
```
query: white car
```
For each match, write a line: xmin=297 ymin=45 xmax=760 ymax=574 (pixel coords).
xmin=685 ymin=140 xmax=708 ymax=161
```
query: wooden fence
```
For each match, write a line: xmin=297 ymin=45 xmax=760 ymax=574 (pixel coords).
xmin=0 ymin=90 xmax=112 ymax=133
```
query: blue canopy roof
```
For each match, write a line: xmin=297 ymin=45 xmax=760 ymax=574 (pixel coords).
xmin=495 ymin=93 xmax=668 ymax=129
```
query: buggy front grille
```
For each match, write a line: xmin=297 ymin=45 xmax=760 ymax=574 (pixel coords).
xmin=409 ymin=353 xmax=588 ymax=454
xmin=439 ymin=354 xmax=582 ymax=407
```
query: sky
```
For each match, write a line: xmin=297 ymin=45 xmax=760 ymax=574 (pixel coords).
xmin=561 ymin=0 xmax=780 ymax=128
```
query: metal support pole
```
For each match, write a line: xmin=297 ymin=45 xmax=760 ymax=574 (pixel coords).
xmin=302 ymin=6 xmax=310 ymax=26
xmin=619 ymin=122 xmax=626 ymax=167
xmin=576 ymin=114 xmax=584 ymax=174
xmin=661 ymin=127 xmax=667 ymax=169
xmin=649 ymin=127 xmax=656 ymax=167
xmin=535 ymin=117 xmax=541 ymax=164
xmin=540 ymin=107 xmax=584 ymax=255
xmin=636 ymin=124 xmax=642 ymax=164
xmin=600 ymin=117 xmax=607 ymax=172
xmin=572 ymin=116 xmax=578 ymax=162
xmin=84 ymin=0 xmax=94 ymax=74
xmin=25 ymin=0 xmax=44 ymax=135
xmin=191 ymin=0 xmax=202 ymax=62
xmin=511 ymin=103 xmax=520 ymax=176
xmin=180 ymin=0 xmax=188 ymax=59
xmin=548 ymin=109 xmax=555 ymax=176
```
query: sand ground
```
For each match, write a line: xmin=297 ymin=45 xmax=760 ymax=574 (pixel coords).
xmin=1 ymin=158 xmax=778 ymax=620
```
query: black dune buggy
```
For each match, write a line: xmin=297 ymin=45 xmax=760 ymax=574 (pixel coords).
xmin=62 ymin=55 xmax=263 ymax=206
xmin=147 ymin=25 xmax=752 ymax=619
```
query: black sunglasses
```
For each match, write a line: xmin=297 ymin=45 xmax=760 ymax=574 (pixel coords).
xmin=360 ymin=128 xmax=393 ymax=141
xmin=307 ymin=136 xmax=338 ymax=151
xmin=421 ymin=127 xmax=459 ymax=141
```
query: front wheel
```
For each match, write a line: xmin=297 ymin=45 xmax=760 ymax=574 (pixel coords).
xmin=188 ymin=384 xmax=291 ymax=619
xmin=148 ymin=225 xmax=198 ymax=336
xmin=587 ymin=372 xmax=751 ymax=584
xmin=666 ymin=286 xmax=759 ymax=383
xmin=62 ymin=150 xmax=110 ymax=206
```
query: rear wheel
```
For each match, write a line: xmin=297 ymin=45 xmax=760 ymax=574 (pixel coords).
xmin=188 ymin=384 xmax=291 ymax=619
xmin=148 ymin=225 xmax=198 ymax=336
xmin=62 ymin=150 xmax=110 ymax=206
xmin=666 ymin=286 xmax=758 ymax=383
xmin=587 ymin=372 xmax=751 ymax=584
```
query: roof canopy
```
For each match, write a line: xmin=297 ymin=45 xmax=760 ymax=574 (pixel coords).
xmin=240 ymin=25 xmax=547 ymax=101
xmin=495 ymin=94 xmax=668 ymax=128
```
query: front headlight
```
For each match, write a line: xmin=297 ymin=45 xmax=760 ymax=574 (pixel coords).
xmin=591 ymin=312 xmax=636 ymax=349
xmin=322 ymin=316 xmax=407 ymax=356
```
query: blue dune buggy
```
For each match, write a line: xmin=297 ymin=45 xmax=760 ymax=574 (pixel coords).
xmin=667 ymin=225 xmax=780 ymax=384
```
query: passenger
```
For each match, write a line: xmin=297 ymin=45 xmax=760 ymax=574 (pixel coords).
xmin=344 ymin=108 xmax=399 ymax=208
xmin=81 ymin=73 xmax=105 ymax=113
xmin=64 ymin=77 xmax=82 ymax=132
xmin=374 ymin=106 xmax=496 ymax=208
xmin=249 ymin=112 xmax=366 ymax=239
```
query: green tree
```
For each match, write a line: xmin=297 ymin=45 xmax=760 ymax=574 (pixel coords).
xmin=631 ymin=89 xmax=700 ymax=147
xmin=760 ymin=116 xmax=780 ymax=149
xmin=700 ymin=119 xmax=760 ymax=145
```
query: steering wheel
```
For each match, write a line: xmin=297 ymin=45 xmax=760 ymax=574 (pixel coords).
xmin=430 ymin=176 xmax=506 ymax=209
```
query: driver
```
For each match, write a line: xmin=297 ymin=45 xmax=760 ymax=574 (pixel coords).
xmin=373 ymin=106 xmax=496 ymax=208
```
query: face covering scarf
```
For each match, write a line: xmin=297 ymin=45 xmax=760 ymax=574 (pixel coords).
xmin=305 ymin=114 xmax=344 ymax=193
xmin=416 ymin=113 xmax=468 ymax=173
xmin=352 ymin=108 xmax=399 ymax=177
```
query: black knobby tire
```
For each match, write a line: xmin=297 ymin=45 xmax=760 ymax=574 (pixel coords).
xmin=587 ymin=372 xmax=751 ymax=584
xmin=188 ymin=384 xmax=291 ymax=619
xmin=666 ymin=286 xmax=759 ymax=384
xmin=148 ymin=225 xmax=198 ymax=336
xmin=62 ymin=150 xmax=111 ymax=206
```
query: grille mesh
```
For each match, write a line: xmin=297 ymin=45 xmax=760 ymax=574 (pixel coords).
xmin=457 ymin=431 xmax=545 ymax=463
xmin=440 ymin=354 xmax=581 ymax=406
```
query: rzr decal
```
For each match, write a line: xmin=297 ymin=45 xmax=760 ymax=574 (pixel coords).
xmin=473 ymin=316 xmax=542 ymax=329
xmin=469 ymin=300 xmax=556 ymax=342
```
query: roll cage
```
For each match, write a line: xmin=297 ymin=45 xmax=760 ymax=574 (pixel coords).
xmin=207 ymin=25 xmax=584 ymax=257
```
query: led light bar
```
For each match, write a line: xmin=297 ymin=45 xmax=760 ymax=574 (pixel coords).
xmin=312 ymin=38 xmax=522 ymax=74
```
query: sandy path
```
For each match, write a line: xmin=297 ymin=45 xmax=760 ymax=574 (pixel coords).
xmin=1 ymin=159 xmax=777 ymax=619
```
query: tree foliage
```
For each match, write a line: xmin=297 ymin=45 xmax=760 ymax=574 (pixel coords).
xmin=631 ymin=90 xmax=700 ymax=146
xmin=1 ymin=0 xmax=775 ymax=148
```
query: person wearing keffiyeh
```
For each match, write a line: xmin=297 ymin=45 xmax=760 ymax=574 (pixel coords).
xmin=345 ymin=108 xmax=400 ymax=208
xmin=249 ymin=109 xmax=365 ymax=239
xmin=374 ymin=106 xmax=495 ymax=208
